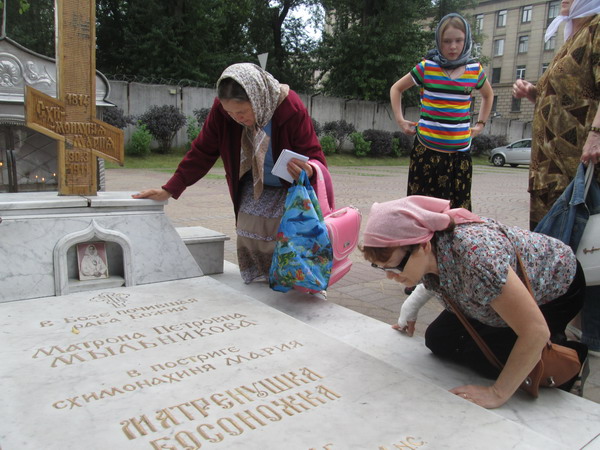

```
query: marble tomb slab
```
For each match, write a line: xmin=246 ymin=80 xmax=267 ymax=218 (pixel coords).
xmin=0 ymin=277 xmax=567 ymax=449
xmin=213 ymin=262 xmax=600 ymax=448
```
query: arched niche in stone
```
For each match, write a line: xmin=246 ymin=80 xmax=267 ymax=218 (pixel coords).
xmin=53 ymin=219 xmax=134 ymax=296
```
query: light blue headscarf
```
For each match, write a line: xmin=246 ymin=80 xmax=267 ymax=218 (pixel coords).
xmin=425 ymin=13 xmax=475 ymax=69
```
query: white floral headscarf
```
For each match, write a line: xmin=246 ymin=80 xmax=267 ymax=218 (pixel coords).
xmin=217 ymin=63 xmax=289 ymax=199
xmin=545 ymin=0 xmax=600 ymax=42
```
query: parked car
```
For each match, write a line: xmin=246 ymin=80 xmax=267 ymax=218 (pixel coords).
xmin=489 ymin=138 xmax=532 ymax=167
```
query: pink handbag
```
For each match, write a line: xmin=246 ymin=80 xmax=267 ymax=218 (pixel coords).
xmin=310 ymin=163 xmax=362 ymax=286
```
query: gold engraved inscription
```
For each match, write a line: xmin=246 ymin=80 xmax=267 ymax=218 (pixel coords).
xmin=115 ymin=367 xmax=336 ymax=448
xmin=378 ymin=436 xmax=427 ymax=449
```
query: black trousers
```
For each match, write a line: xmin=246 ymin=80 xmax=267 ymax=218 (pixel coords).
xmin=424 ymin=262 xmax=586 ymax=379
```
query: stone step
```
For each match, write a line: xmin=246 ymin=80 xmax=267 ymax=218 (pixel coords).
xmin=176 ymin=226 xmax=230 ymax=275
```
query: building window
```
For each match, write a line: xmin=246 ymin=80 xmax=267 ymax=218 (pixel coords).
xmin=511 ymin=97 xmax=522 ymax=112
xmin=473 ymin=43 xmax=482 ymax=59
xmin=494 ymin=39 xmax=505 ymax=56
xmin=542 ymin=63 xmax=550 ymax=74
xmin=497 ymin=10 xmax=507 ymax=28
xmin=544 ymin=35 xmax=556 ymax=50
xmin=475 ymin=14 xmax=484 ymax=33
xmin=492 ymin=67 xmax=501 ymax=83
xmin=492 ymin=96 xmax=498 ymax=113
xmin=522 ymin=6 xmax=532 ymax=23
xmin=548 ymin=1 xmax=560 ymax=26
xmin=516 ymin=65 xmax=526 ymax=79
xmin=518 ymin=35 xmax=529 ymax=53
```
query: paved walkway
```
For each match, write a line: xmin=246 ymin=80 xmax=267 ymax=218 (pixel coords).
xmin=106 ymin=164 xmax=599 ymax=403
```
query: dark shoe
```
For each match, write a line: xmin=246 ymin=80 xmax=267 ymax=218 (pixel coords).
xmin=558 ymin=341 xmax=589 ymax=396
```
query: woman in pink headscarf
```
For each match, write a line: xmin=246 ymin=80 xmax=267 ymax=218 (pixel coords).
xmin=361 ymin=196 xmax=587 ymax=408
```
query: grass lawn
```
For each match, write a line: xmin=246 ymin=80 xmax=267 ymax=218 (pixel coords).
xmin=106 ymin=149 xmax=490 ymax=171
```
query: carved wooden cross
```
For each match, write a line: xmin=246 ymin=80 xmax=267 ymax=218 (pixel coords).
xmin=24 ymin=0 xmax=123 ymax=196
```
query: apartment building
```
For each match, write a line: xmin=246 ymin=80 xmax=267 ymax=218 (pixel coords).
xmin=467 ymin=0 xmax=563 ymax=122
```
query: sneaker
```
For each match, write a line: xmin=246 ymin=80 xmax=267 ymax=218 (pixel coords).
xmin=588 ymin=349 xmax=600 ymax=358
xmin=558 ymin=341 xmax=589 ymax=396
xmin=311 ymin=290 xmax=327 ymax=301
xmin=566 ymin=324 xmax=582 ymax=341
xmin=569 ymin=356 xmax=590 ymax=397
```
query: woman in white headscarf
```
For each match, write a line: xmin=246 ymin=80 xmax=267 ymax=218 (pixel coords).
xmin=513 ymin=0 xmax=600 ymax=229
xmin=134 ymin=63 xmax=330 ymax=283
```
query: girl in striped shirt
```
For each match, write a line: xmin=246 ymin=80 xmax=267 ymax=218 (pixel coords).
xmin=390 ymin=13 xmax=493 ymax=211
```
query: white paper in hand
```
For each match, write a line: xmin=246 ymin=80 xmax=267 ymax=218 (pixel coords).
xmin=271 ymin=149 xmax=309 ymax=183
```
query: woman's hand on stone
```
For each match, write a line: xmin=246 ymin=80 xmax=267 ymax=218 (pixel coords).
xmin=450 ymin=384 xmax=508 ymax=409
xmin=132 ymin=188 xmax=172 ymax=201
xmin=392 ymin=321 xmax=416 ymax=337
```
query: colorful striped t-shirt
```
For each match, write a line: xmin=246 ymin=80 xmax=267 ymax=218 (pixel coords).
xmin=410 ymin=60 xmax=487 ymax=152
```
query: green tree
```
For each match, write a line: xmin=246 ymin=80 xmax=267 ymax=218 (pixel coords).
xmin=3 ymin=0 xmax=53 ymax=56
xmin=315 ymin=0 xmax=431 ymax=102
xmin=428 ymin=0 xmax=478 ymax=23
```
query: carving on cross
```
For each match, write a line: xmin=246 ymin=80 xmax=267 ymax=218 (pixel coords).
xmin=24 ymin=0 xmax=124 ymax=196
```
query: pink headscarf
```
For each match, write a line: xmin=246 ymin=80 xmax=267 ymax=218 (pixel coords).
xmin=362 ymin=196 xmax=483 ymax=247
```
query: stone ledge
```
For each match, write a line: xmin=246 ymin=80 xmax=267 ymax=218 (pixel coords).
xmin=176 ymin=226 xmax=230 ymax=275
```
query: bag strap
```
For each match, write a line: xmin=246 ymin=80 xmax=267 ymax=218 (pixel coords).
xmin=445 ymin=229 xmax=535 ymax=372
xmin=307 ymin=161 xmax=333 ymax=216
xmin=584 ymin=163 xmax=595 ymax=199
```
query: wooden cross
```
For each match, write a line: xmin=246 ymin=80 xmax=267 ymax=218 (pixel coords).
xmin=24 ymin=0 xmax=123 ymax=196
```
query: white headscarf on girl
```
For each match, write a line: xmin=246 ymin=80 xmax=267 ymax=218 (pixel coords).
xmin=545 ymin=0 xmax=600 ymax=42
xmin=425 ymin=13 xmax=476 ymax=69
xmin=217 ymin=63 xmax=290 ymax=199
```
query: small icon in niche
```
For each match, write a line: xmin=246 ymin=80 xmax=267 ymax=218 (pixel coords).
xmin=77 ymin=242 xmax=109 ymax=280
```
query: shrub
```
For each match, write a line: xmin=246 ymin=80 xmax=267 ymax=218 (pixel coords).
xmin=139 ymin=105 xmax=186 ymax=154
xmin=192 ymin=108 xmax=210 ymax=127
xmin=102 ymin=107 xmax=134 ymax=129
xmin=471 ymin=134 xmax=508 ymax=157
xmin=392 ymin=131 xmax=414 ymax=157
xmin=186 ymin=116 xmax=202 ymax=145
xmin=322 ymin=120 xmax=356 ymax=152
xmin=362 ymin=129 xmax=393 ymax=157
xmin=312 ymin=118 xmax=322 ymax=136
xmin=320 ymin=134 xmax=337 ymax=156
xmin=125 ymin=123 xmax=152 ymax=157
xmin=391 ymin=137 xmax=401 ymax=157
xmin=349 ymin=132 xmax=370 ymax=157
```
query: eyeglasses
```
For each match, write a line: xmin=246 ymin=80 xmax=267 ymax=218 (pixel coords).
xmin=371 ymin=250 xmax=412 ymax=273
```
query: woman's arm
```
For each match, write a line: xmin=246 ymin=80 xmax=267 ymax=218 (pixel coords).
xmin=471 ymin=80 xmax=494 ymax=137
xmin=390 ymin=73 xmax=418 ymax=135
xmin=582 ymin=107 xmax=600 ymax=165
xmin=450 ymin=267 xmax=549 ymax=408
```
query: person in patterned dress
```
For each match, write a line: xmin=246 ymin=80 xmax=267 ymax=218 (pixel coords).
xmin=513 ymin=0 xmax=600 ymax=229
xmin=360 ymin=196 xmax=587 ymax=409
xmin=134 ymin=63 xmax=329 ymax=284
xmin=513 ymin=0 xmax=600 ymax=356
